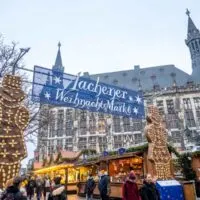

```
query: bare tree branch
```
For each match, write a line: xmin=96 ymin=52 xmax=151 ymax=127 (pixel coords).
xmin=0 ymin=33 xmax=52 ymax=144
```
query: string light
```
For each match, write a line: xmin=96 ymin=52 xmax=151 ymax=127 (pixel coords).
xmin=0 ymin=75 xmax=29 ymax=188
xmin=145 ymin=105 xmax=172 ymax=180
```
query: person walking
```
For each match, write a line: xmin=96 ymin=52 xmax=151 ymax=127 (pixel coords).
xmin=48 ymin=177 xmax=67 ymax=200
xmin=84 ymin=173 xmax=96 ymax=200
xmin=1 ymin=176 xmax=27 ymax=200
xmin=27 ymin=176 xmax=36 ymax=200
xmin=122 ymin=172 xmax=140 ymax=200
xmin=43 ymin=176 xmax=51 ymax=200
xmin=98 ymin=170 xmax=110 ymax=200
xmin=35 ymin=176 xmax=43 ymax=200
xmin=140 ymin=174 xmax=160 ymax=200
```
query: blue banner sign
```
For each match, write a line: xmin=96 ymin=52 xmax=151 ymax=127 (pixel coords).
xmin=32 ymin=66 xmax=144 ymax=118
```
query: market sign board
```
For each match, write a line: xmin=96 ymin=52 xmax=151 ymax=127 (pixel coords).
xmin=32 ymin=66 xmax=144 ymax=118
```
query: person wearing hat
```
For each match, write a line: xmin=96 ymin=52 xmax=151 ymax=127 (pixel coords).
xmin=84 ymin=172 xmax=96 ymax=200
xmin=122 ymin=172 xmax=140 ymax=200
xmin=139 ymin=174 xmax=160 ymax=200
xmin=1 ymin=176 xmax=27 ymax=200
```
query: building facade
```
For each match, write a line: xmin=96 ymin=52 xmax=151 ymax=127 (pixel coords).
xmin=36 ymin=11 xmax=200 ymax=160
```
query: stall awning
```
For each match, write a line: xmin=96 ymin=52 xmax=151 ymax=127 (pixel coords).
xmin=34 ymin=163 xmax=74 ymax=174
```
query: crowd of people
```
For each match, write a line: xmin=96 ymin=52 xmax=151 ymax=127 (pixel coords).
xmin=0 ymin=170 xmax=161 ymax=200
xmin=84 ymin=170 xmax=160 ymax=200
xmin=0 ymin=175 xmax=67 ymax=200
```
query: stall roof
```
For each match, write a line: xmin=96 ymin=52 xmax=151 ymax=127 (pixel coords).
xmin=60 ymin=150 xmax=81 ymax=160
xmin=33 ymin=162 xmax=43 ymax=170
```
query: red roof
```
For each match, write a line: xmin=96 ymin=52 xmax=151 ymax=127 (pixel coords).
xmin=60 ymin=150 xmax=81 ymax=159
xmin=33 ymin=162 xmax=43 ymax=170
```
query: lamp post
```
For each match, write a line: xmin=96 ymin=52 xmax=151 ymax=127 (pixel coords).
xmin=12 ymin=47 xmax=30 ymax=75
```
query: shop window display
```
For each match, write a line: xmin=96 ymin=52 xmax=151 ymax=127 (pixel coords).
xmin=109 ymin=157 xmax=143 ymax=183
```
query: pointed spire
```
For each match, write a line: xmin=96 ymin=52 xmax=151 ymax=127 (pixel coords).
xmin=52 ymin=42 xmax=64 ymax=73
xmin=55 ymin=42 xmax=63 ymax=67
xmin=186 ymin=9 xmax=199 ymax=39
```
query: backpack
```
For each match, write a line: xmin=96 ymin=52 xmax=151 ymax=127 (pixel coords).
xmin=87 ymin=179 xmax=95 ymax=192
xmin=1 ymin=191 xmax=20 ymax=200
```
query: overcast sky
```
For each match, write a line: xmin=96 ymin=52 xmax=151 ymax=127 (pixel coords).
xmin=1 ymin=0 xmax=200 ymax=166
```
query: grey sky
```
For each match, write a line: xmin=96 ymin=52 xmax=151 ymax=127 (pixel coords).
xmin=1 ymin=0 xmax=200 ymax=165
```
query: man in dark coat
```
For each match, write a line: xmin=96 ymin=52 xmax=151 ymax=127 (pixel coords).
xmin=84 ymin=173 xmax=96 ymax=200
xmin=98 ymin=171 xmax=110 ymax=200
xmin=27 ymin=177 xmax=36 ymax=200
xmin=140 ymin=174 xmax=160 ymax=200
xmin=1 ymin=177 xmax=27 ymax=200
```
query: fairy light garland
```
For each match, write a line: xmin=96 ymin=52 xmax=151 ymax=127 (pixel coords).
xmin=0 ymin=75 xmax=29 ymax=188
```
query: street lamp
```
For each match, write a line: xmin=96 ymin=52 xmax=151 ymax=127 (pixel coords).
xmin=12 ymin=47 xmax=30 ymax=75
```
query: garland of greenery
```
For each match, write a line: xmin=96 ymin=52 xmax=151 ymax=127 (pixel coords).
xmin=178 ymin=153 xmax=196 ymax=180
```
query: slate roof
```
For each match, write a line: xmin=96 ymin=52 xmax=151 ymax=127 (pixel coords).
xmin=88 ymin=65 xmax=190 ymax=91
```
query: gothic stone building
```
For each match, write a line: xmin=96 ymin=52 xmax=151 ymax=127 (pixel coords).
xmin=37 ymin=11 xmax=200 ymax=160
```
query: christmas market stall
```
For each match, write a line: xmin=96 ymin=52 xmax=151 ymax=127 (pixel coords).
xmin=33 ymin=150 xmax=82 ymax=193
xmin=77 ymin=145 xmax=150 ymax=198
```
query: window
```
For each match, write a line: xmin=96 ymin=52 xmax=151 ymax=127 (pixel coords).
xmin=88 ymin=136 xmax=96 ymax=149
xmin=156 ymin=100 xmax=164 ymax=115
xmin=134 ymin=134 xmax=142 ymax=143
xmin=183 ymin=98 xmax=192 ymax=110
xmin=123 ymin=117 xmax=131 ymax=132
xmin=113 ymin=116 xmax=121 ymax=132
xmin=171 ymin=131 xmax=181 ymax=143
xmin=57 ymin=139 xmax=63 ymax=150
xmin=194 ymin=97 xmax=200 ymax=110
xmin=80 ymin=110 xmax=87 ymax=135
xmin=89 ymin=113 xmax=96 ymax=134
xmin=99 ymin=137 xmax=107 ymax=152
xmin=65 ymin=138 xmax=73 ymax=151
xmin=113 ymin=79 xmax=118 ymax=85
xmin=49 ymin=113 xmax=56 ymax=138
xmin=66 ymin=109 xmax=73 ymax=136
xmin=80 ymin=120 xmax=87 ymax=135
xmin=166 ymin=99 xmax=175 ymax=114
xmin=78 ymin=138 xmax=87 ymax=149
xmin=185 ymin=110 xmax=196 ymax=127
xmin=196 ymin=110 xmax=200 ymax=127
xmin=57 ymin=110 xmax=64 ymax=137
xmin=132 ymin=77 xmax=137 ymax=83
xmin=166 ymin=114 xmax=179 ymax=129
xmin=132 ymin=119 xmax=143 ymax=131
xmin=98 ymin=119 xmax=106 ymax=133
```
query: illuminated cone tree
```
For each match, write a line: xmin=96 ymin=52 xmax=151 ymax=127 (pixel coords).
xmin=0 ymin=75 xmax=29 ymax=188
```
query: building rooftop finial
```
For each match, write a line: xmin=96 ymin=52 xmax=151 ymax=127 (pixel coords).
xmin=186 ymin=8 xmax=190 ymax=17
xmin=58 ymin=42 xmax=61 ymax=50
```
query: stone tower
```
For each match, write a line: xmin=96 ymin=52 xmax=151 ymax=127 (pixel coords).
xmin=185 ymin=9 xmax=200 ymax=83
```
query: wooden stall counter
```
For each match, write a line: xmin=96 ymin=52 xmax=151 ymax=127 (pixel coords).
xmin=67 ymin=182 xmax=78 ymax=194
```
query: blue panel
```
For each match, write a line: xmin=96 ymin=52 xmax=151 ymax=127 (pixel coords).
xmin=156 ymin=180 xmax=184 ymax=200
xmin=32 ymin=66 xmax=145 ymax=119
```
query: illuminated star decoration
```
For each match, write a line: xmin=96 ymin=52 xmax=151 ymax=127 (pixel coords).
xmin=54 ymin=76 xmax=61 ymax=84
xmin=133 ymin=107 xmax=138 ymax=115
xmin=135 ymin=95 xmax=142 ymax=104
xmin=44 ymin=92 xmax=51 ymax=100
